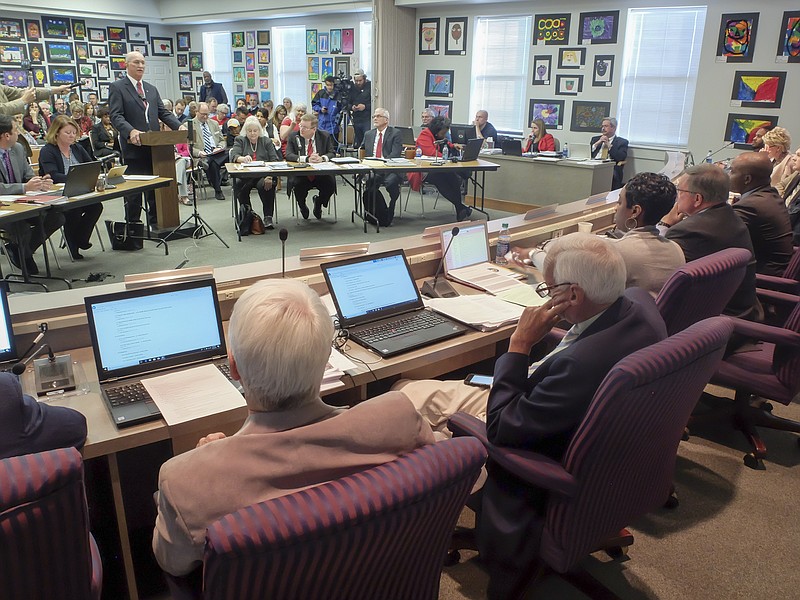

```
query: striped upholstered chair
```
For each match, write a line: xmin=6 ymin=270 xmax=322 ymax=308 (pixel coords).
xmin=198 ymin=437 xmax=486 ymax=600
xmin=448 ymin=317 xmax=733 ymax=596
xmin=0 ymin=447 xmax=102 ymax=600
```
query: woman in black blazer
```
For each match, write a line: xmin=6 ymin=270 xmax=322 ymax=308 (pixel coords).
xmin=38 ymin=115 xmax=103 ymax=260
xmin=91 ymin=107 xmax=119 ymax=158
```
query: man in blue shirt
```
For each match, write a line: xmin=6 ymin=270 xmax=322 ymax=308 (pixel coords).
xmin=312 ymin=76 xmax=341 ymax=137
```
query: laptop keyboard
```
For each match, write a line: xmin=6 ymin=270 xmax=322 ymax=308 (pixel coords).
xmin=358 ymin=311 xmax=449 ymax=343
xmin=106 ymin=363 xmax=237 ymax=407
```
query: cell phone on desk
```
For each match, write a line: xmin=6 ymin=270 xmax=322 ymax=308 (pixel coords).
xmin=464 ymin=374 xmax=493 ymax=388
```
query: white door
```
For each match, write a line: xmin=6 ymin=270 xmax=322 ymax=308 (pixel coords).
xmin=146 ymin=57 xmax=177 ymax=104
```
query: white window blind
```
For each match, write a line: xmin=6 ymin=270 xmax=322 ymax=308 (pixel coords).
xmin=273 ymin=26 xmax=308 ymax=105
xmin=202 ymin=32 xmax=233 ymax=104
xmin=359 ymin=21 xmax=373 ymax=78
xmin=617 ymin=6 xmax=707 ymax=148
xmin=469 ymin=16 xmax=531 ymax=132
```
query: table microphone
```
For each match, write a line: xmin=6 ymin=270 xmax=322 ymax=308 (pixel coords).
xmin=12 ymin=344 xmax=55 ymax=375
xmin=279 ymin=228 xmax=288 ymax=278
xmin=421 ymin=226 xmax=460 ymax=298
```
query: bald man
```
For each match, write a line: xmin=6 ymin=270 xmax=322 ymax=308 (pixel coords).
xmin=729 ymin=152 xmax=793 ymax=276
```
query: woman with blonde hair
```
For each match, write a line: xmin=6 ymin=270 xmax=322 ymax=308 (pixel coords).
xmin=763 ymin=127 xmax=795 ymax=193
xmin=523 ymin=118 xmax=555 ymax=153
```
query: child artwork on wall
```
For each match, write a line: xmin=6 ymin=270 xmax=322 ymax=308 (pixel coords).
xmin=321 ymin=57 xmax=333 ymax=79
xmin=776 ymin=11 xmax=800 ymax=63
xmin=308 ymin=56 xmax=320 ymax=80
xmin=716 ymin=13 xmax=758 ymax=63
xmin=342 ymin=28 xmax=354 ymax=54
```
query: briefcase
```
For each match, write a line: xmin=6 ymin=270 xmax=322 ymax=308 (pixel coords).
xmin=105 ymin=220 xmax=144 ymax=251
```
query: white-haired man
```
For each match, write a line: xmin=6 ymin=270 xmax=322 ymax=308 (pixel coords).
xmin=362 ymin=107 xmax=403 ymax=226
xmin=394 ymin=233 xmax=667 ymax=599
xmin=153 ymin=279 xmax=433 ymax=578
xmin=590 ymin=117 xmax=629 ymax=190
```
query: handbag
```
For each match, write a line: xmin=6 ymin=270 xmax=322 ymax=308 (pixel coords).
xmin=237 ymin=205 xmax=254 ymax=236
xmin=250 ymin=212 xmax=266 ymax=235
xmin=105 ymin=220 xmax=144 ymax=251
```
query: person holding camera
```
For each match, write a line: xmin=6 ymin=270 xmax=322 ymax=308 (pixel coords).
xmin=311 ymin=76 xmax=341 ymax=137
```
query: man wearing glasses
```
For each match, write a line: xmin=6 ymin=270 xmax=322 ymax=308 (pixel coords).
xmin=285 ymin=113 xmax=336 ymax=219
xmin=392 ymin=233 xmax=666 ymax=599
xmin=361 ymin=107 xmax=402 ymax=226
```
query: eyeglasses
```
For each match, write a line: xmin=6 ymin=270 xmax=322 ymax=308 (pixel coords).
xmin=535 ymin=281 xmax=573 ymax=298
xmin=675 ymin=188 xmax=696 ymax=195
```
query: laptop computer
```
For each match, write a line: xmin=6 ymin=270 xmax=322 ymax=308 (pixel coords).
xmin=502 ymin=139 xmax=523 ymax=156
xmin=63 ymin=160 xmax=102 ymax=198
xmin=84 ymin=278 xmax=230 ymax=428
xmin=450 ymin=124 xmax=472 ymax=145
xmin=395 ymin=126 xmax=416 ymax=146
xmin=457 ymin=138 xmax=484 ymax=162
xmin=0 ymin=282 xmax=19 ymax=367
xmin=321 ymin=249 xmax=468 ymax=358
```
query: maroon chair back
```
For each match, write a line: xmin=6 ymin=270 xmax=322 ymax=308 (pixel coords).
xmin=782 ymin=245 xmax=800 ymax=281
xmin=0 ymin=448 xmax=102 ymax=600
xmin=202 ymin=437 xmax=487 ymax=600
xmin=774 ymin=300 xmax=800 ymax=393
xmin=539 ymin=317 xmax=733 ymax=573
xmin=656 ymin=248 xmax=751 ymax=335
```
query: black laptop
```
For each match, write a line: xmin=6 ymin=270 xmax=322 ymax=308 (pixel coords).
xmin=455 ymin=138 xmax=484 ymax=162
xmin=321 ymin=249 xmax=468 ymax=358
xmin=0 ymin=282 xmax=19 ymax=368
xmin=395 ymin=126 xmax=416 ymax=146
xmin=502 ymin=139 xmax=523 ymax=156
xmin=63 ymin=160 xmax=102 ymax=198
xmin=84 ymin=278 xmax=230 ymax=428
xmin=450 ymin=124 xmax=472 ymax=145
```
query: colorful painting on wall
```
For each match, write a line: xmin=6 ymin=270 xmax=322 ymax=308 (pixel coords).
xmin=532 ymin=55 xmax=551 ymax=85
xmin=306 ymin=29 xmax=317 ymax=54
xmin=776 ymin=11 xmax=800 ymax=63
xmin=533 ymin=14 xmax=570 ymax=46
xmin=425 ymin=70 xmax=454 ymax=97
xmin=592 ymin=55 xmax=614 ymax=86
xmin=725 ymin=113 xmax=779 ymax=148
xmin=308 ymin=56 xmax=319 ymax=80
xmin=570 ymin=101 xmax=611 ymax=132
xmin=342 ymin=28 xmax=354 ymax=54
xmin=579 ymin=11 xmax=619 ymax=44
xmin=716 ymin=13 xmax=758 ymax=63
xmin=232 ymin=32 xmax=244 ymax=48
xmin=445 ymin=17 xmax=468 ymax=55
xmin=528 ymin=99 xmax=565 ymax=129
xmin=330 ymin=29 xmax=342 ymax=54
xmin=731 ymin=71 xmax=785 ymax=109
xmin=425 ymin=100 xmax=452 ymax=120
xmin=419 ymin=19 xmax=439 ymax=55
xmin=321 ymin=57 xmax=333 ymax=79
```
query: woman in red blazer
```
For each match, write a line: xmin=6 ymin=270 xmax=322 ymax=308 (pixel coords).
xmin=523 ymin=118 xmax=555 ymax=153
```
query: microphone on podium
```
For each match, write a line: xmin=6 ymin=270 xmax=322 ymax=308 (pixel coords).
xmin=279 ymin=228 xmax=288 ymax=278
xmin=421 ymin=227 xmax=460 ymax=298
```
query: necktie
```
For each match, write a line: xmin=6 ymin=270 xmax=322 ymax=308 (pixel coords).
xmin=307 ymin=138 xmax=314 ymax=157
xmin=528 ymin=325 xmax=580 ymax=376
xmin=136 ymin=80 xmax=149 ymax=122
xmin=202 ymin=123 xmax=214 ymax=154
xmin=3 ymin=151 xmax=15 ymax=184
xmin=376 ymin=131 xmax=383 ymax=158
xmin=601 ymin=143 xmax=609 ymax=160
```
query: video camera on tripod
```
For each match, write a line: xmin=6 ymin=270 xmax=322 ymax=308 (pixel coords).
xmin=334 ymin=72 xmax=354 ymax=112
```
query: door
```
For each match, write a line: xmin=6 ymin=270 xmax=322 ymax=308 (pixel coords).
xmin=146 ymin=57 xmax=177 ymax=105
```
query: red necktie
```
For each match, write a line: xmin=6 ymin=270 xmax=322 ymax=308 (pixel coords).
xmin=136 ymin=80 xmax=149 ymax=123
xmin=307 ymin=138 xmax=315 ymax=181
xmin=376 ymin=131 xmax=383 ymax=158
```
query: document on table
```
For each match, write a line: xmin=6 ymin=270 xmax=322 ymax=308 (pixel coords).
xmin=495 ymin=285 xmax=548 ymax=307
xmin=311 ymin=162 xmax=342 ymax=170
xmin=142 ymin=364 xmax=246 ymax=426
xmin=447 ymin=263 xmax=526 ymax=294
xmin=126 ymin=175 xmax=160 ymax=180
xmin=425 ymin=295 xmax=524 ymax=331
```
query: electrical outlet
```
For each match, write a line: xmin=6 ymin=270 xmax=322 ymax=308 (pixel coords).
xmin=224 ymin=291 xmax=235 ymax=300
xmin=552 ymin=229 xmax=563 ymax=239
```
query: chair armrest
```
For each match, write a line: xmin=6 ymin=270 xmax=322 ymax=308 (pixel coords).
xmin=731 ymin=318 xmax=800 ymax=348
xmin=756 ymin=288 xmax=799 ymax=308
xmin=755 ymin=274 xmax=799 ymax=294
xmin=448 ymin=412 xmax=578 ymax=497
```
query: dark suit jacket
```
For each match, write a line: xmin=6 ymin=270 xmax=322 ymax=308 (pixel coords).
xmin=199 ymin=81 xmax=228 ymax=105
xmin=91 ymin=121 xmax=119 ymax=155
xmin=285 ymin=130 xmax=336 ymax=187
xmin=785 ymin=174 xmax=800 ymax=245
xmin=591 ymin=134 xmax=629 ymax=189
xmin=230 ymin=135 xmax=280 ymax=163
xmin=362 ymin=126 xmax=402 ymax=159
xmin=732 ymin=186 xmax=793 ymax=276
xmin=38 ymin=142 xmax=93 ymax=183
xmin=666 ymin=202 xmax=758 ymax=319
xmin=0 ymin=142 xmax=34 ymax=195
xmin=109 ymin=76 xmax=181 ymax=163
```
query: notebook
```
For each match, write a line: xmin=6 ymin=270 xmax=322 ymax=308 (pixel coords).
xmin=0 ymin=282 xmax=18 ymax=366
xmin=84 ymin=278 xmax=230 ymax=428
xmin=63 ymin=160 xmax=102 ymax=198
xmin=321 ymin=249 xmax=468 ymax=358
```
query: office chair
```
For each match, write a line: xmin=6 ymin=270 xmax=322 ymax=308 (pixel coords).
xmin=756 ymin=246 xmax=800 ymax=324
xmin=447 ymin=317 xmax=733 ymax=598
xmin=0 ymin=448 xmax=103 ymax=600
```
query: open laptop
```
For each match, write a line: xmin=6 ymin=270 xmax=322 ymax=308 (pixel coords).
xmin=456 ymin=138 xmax=484 ymax=162
xmin=395 ymin=126 xmax=416 ymax=146
xmin=450 ymin=124 xmax=472 ymax=145
xmin=63 ymin=160 xmax=102 ymax=198
xmin=321 ymin=249 xmax=468 ymax=358
xmin=0 ymin=282 xmax=19 ymax=368
xmin=84 ymin=278 xmax=230 ymax=428
xmin=502 ymin=139 xmax=523 ymax=156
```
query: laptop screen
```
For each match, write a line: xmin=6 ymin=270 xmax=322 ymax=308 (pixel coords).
xmin=0 ymin=282 xmax=18 ymax=363
xmin=322 ymin=250 xmax=423 ymax=327
xmin=442 ymin=222 xmax=490 ymax=273
xmin=85 ymin=278 xmax=226 ymax=382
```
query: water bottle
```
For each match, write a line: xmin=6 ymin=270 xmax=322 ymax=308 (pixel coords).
xmin=95 ymin=174 xmax=106 ymax=192
xmin=562 ymin=142 xmax=569 ymax=158
xmin=705 ymin=150 xmax=713 ymax=163
xmin=495 ymin=223 xmax=511 ymax=265
xmin=442 ymin=145 xmax=449 ymax=161
xmin=415 ymin=146 xmax=422 ymax=164
xmin=486 ymin=137 xmax=494 ymax=150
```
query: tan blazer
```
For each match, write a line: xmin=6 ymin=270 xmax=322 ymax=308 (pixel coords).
xmin=190 ymin=116 xmax=225 ymax=158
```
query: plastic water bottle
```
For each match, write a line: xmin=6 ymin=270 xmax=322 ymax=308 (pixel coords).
xmin=442 ymin=145 xmax=449 ymax=161
xmin=495 ymin=223 xmax=511 ymax=265
xmin=562 ymin=142 xmax=569 ymax=158
xmin=486 ymin=137 xmax=494 ymax=150
xmin=705 ymin=150 xmax=713 ymax=163
xmin=415 ymin=146 xmax=422 ymax=164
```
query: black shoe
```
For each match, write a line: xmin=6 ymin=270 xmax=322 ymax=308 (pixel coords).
xmin=215 ymin=190 xmax=226 ymax=201
xmin=298 ymin=202 xmax=310 ymax=220
xmin=313 ymin=196 xmax=323 ymax=220
xmin=67 ymin=242 xmax=84 ymax=260
xmin=25 ymin=255 xmax=39 ymax=275
xmin=264 ymin=216 xmax=274 ymax=230
xmin=79 ymin=241 xmax=93 ymax=250
xmin=4 ymin=243 xmax=21 ymax=270
xmin=456 ymin=206 xmax=473 ymax=221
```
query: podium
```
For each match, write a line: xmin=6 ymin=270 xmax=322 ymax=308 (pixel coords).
xmin=139 ymin=130 xmax=189 ymax=229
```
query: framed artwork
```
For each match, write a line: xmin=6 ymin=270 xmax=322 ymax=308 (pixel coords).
xmin=109 ymin=42 xmax=127 ymax=57
xmin=75 ymin=42 xmax=89 ymax=62
xmin=257 ymin=30 xmax=270 ymax=46
xmin=310 ymin=83 xmax=322 ymax=97
xmin=189 ymin=52 xmax=203 ymax=71
xmin=579 ymin=11 xmax=619 ymax=45
xmin=556 ymin=74 xmax=583 ymax=96
xmin=78 ymin=76 xmax=97 ymax=90
xmin=25 ymin=20 xmax=41 ymax=42
xmin=48 ymin=65 xmax=77 ymax=85
xmin=425 ymin=70 xmax=454 ymax=97
xmin=308 ymin=56 xmax=320 ymax=80
xmin=177 ymin=53 xmax=187 ymax=67
xmin=107 ymin=26 xmax=126 ymax=41
xmin=558 ymin=47 xmax=586 ymax=69
xmin=571 ymin=100 xmax=611 ymax=132
xmin=72 ymin=20 xmax=86 ymax=40
xmin=321 ymin=57 xmax=333 ymax=79
xmin=182 ymin=92 xmax=196 ymax=102
xmin=258 ymin=48 xmax=270 ymax=63
xmin=131 ymin=43 xmax=148 ymax=57
xmin=78 ymin=62 xmax=96 ymax=77
xmin=330 ymin=29 xmax=342 ymax=54
xmin=776 ymin=11 xmax=800 ymax=63
xmin=533 ymin=13 xmax=570 ymax=46
xmin=306 ymin=29 xmax=317 ymax=54
xmin=342 ymin=29 xmax=354 ymax=54
xmin=152 ymin=37 xmax=173 ymax=56
xmin=0 ymin=44 xmax=25 ymax=64
xmin=725 ymin=113 xmax=778 ymax=148
xmin=318 ymin=33 xmax=329 ymax=54
xmin=233 ymin=50 xmax=242 ymax=63
xmin=2 ymin=70 xmax=28 ymax=87
xmin=529 ymin=99 xmax=565 ymax=130
xmin=45 ymin=41 xmax=74 ymax=63
xmin=195 ymin=76 xmax=204 ymax=90
xmin=126 ymin=23 xmax=150 ymax=45
xmin=730 ymin=71 xmax=785 ymax=109
xmin=445 ymin=17 xmax=467 ymax=55
xmin=177 ymin=31 xmax=191 ymax=52
xmin=32 ymin=66 xmax=48 ymax=86
xmin=231 ymin=32 xmax=244 ymax=48
xmin=716 ymin=13 xmax=758 ymax=63
xmin=259 ymin=77 xmax=268 ymax=89
xmin=90 ymin=44 xmax=107 ymax=58
xmin=99 ymin=82 xmax=110 ymax=101
xmin=245 ymin=51 xmax=255 ymax=71
xmin=27 ymin=43 xmax=44 ymax=64
xmin=41 ymin=16 xmax=71 ymax=39
xmin=260 ymin=90 xmax=271 ymax=102
xmin=246 ymin=73 xmax=255 ymax=89
xmin=97 ymin=61 xmax=110 ymax=79
xmin=532 ymin=55 xmax=551 ymax=85
xmin=233 ymin=66 xmax=245 ymax=83
xmin=110 ymin=57 xmax=127 ymax=70
xmin=0 ymin=19 xmax=24 ymax=42
xmin=88 ymin=28 xmax=105 ymax=42
xmin=593 ymin=55 xmax=614 ymax=86
xmin=419 ymin=18 xmax=440 ymax=55
xmin=258 ymin=65 xmax=269 ymax=78
xmin=245 ymin=31 xmax=255 ymax=50
xmin=334 ymin=57 xmax=349 ymax=77
xmin=425 ymin=100 xmax=453 ymax=120
xmin=114 ymin=71 xmax=126 ymax=80
xmin=179 ymin=72 xmax=192 ymax=91
xmin=235 ymin=85 xmax=243 ymax=94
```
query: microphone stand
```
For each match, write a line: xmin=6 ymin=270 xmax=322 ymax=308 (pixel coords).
xmin=279 ymin=228 xmax=288 ymax=277
xmin=421 ymin=227 xmax=460 ymax=298
xmin=707 ymin=141 xmax=735 ymax=161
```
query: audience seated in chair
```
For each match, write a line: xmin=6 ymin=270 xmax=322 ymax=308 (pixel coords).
xmin=284 ymin=113 xmax=336 ymax=220
xmin=190 ymin=102 xmax=228 ymax=201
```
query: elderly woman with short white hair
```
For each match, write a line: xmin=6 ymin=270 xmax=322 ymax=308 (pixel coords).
xmin=763 ymin=127 xmax=795 ymax=193
xmin=230 ymin=115 xmax=280 ymax=229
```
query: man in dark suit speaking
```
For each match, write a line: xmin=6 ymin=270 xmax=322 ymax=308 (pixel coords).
xmin=362 ymin=107 xmax=403 ymax=226
xmin=110 ymin=51 xmax=182 ymax=225
xmin=591 ymin=117 xmax=628 ymax=190
xmin=285 ymin=113 xmax=336 ymax=220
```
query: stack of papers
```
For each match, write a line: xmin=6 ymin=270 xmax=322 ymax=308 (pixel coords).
xmin=425 ymin=295 xmax=524 ymax=331
xmin=311 ymin=162 xmax=341 ymax=171
xmin=322 ymin=348 xmax=358 ymax=392
xmin=447 ymin=263 xmax=525 ymax=294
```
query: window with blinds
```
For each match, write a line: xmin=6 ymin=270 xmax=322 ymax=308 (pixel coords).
xmin=469 ymin=16 xmax=532 ymax=133
xmin=617 ymin=6 xmax=707 ymax=148
xmin=201 ymin=32 xmax=233 ymax=104
xmin=360 ymin=21 xmax=372 ymax=78
xmin=273 ymin=26 xmax=308 ymax=105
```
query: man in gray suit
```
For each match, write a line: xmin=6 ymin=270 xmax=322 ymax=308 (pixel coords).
xmin=0 ymin=115 xmax=63 ymax=274
xmin=362 ymin=107 xmax=403 ymax=226
xmin=109 ymin=51 xmax=182 ymax=224
xmin=190 ymin=102 xmax=227 ymax=200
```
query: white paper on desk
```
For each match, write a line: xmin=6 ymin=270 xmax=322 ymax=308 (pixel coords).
xmin=329 ymin=347 xmax=358 ymax=375
xmin=495 ymin=285 xmax=548 ymax=307
xmin=319 ymin=293 xmax=337 ymax=317
xmin=126 ymin=174 xmax=160 ymax=181
xmin=311 ymin=162 xmax=341 ymax=170
xmin=448 ymin=264 xmax=525 ymax=294
xmin=0 ymin=196 xmax=22 ymax=202
xmin=142 ymin=364 xmax=246 ymax=426
xmin=0 ymin=209 xmax=14 ymax=216
xmin=425 ymin=295 xmax=524 ymax=329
